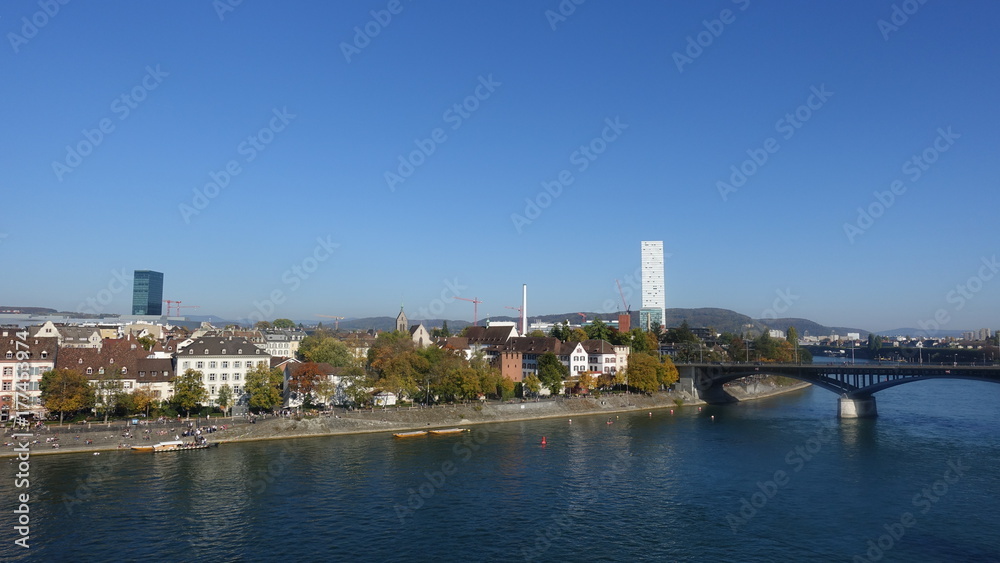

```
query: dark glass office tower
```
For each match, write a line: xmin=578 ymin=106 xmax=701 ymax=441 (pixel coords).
xmin=132 ymin=270 xmax=164 ymax=315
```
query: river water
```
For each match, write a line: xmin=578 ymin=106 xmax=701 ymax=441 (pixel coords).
xmin=3 ymin=374 xmax=999 ymax=562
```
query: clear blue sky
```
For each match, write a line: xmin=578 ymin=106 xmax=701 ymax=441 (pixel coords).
xmin=2 ymin=1 xmax=998 ymax=332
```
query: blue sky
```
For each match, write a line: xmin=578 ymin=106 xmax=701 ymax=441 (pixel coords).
xmin=2 ymin=0 xmax=998 ymax=332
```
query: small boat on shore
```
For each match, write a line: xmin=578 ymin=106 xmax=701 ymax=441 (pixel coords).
xmin=393 ymin=431 xmax=428 ymax=438
xmin=429 ymin=428 xmax=469 ymax=435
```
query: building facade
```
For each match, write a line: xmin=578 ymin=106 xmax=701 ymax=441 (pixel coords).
xmin=174 ymin=336 xmax=270 ymax=405
xmin=640 ymin=240 xmax=665 ymax=330
xmin=132 ymin=270 xmax=164 ymax=316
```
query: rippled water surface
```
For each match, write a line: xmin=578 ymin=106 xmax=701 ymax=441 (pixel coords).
xmin=3 ymin=379 xmax=999 ymax=562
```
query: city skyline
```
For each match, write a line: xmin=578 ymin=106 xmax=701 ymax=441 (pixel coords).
xmin=3 ymin=2 xmax=999 ymax=332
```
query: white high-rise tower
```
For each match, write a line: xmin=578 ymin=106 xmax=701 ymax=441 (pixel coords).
xmin=640 ymin=241 xmax=665 ymax=330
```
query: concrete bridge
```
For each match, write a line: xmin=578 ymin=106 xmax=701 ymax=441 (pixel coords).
xmin=676 ymin=363 xmax=1000 ymax=418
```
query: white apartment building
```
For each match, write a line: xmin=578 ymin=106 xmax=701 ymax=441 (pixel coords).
xmin=175 ymin=336 xmax=271 ymax=405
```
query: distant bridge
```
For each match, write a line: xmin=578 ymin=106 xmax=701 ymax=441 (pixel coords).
xmin=676 ymin=363 xmax=1000 ymax=418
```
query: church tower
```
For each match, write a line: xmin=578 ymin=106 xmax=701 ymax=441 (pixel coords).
xmin=395 ymin=306 xmax=408 ymax=333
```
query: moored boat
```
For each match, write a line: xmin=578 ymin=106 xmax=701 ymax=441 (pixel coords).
xmin=393 ymin=431 xmax=428 ymax=438
xmin=132 ymin=440 xmax=217 ymax=452
xmin=428 ymin=428 xmax=469 ymax=435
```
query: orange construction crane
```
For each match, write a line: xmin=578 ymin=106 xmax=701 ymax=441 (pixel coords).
xmin=454 ymin=297 xmax=483 ymax=326
xmin=163 ymin=300 xmax=198 ymax=317
xmin=577 ymin=312 xmax=587 ymax=323
xmin=616 ymin=279 xmax=630 ymax=313
xmin=316 ymin=314 xmax=345 ymax=330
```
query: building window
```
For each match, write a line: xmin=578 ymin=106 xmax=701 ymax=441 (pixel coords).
xmin=1 ymin=382 xmax=10 ymax=391
xmin=210 ymin=385 xmax=216 ymax=395
xmin=121 ymin=368 xmax=128 ymax=375
xmin=4 ymin=352 xmax=11 ymax=359
xmin=86 ymin=368 xmax=93 ymax=374
xmin=139 ymin=371 xmax=146 ymax=377
xmin=183 ymin=361 xmax=190 ymax=369
xmin=238 ymin=349 xmax=243 ymax=354
xmin=233 ymin=386 xmax=241 ymax=394
xmin=233 ymin=374 xmax=240 ymax=381
xmin=209 ymin=361 xmax=217 ymax=369
xmin=221 ymin=374 xmax=228 ymax=381
xmin=209 ymin=374 xmax=216 ymax=381
xmin=41 ymin=351 xmax=48 ymax=359
xmin=124 ymin=381 xmax=132 ymax=389
xmin=196 ymin=362 xmax=204 ymax=369
xmin=234 ymin=361 xmax=242 ymax=368
xmin=221 ymin=361 xmax=229 ymax=369
xmin=163 ymin=371 xmax=169 ymax=377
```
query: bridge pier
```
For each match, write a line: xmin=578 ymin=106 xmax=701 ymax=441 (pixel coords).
xmin=839 ymin=395 xmax=877 ymax=418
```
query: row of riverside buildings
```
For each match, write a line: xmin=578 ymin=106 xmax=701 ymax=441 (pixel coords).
xmin=1 ymin=314 xmax=629 ymax=419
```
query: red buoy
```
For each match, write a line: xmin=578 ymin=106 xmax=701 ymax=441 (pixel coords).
xmin=541 ymin=436 xmax=547 ymax=445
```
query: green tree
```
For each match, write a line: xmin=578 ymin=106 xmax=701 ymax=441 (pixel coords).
xmin=527 ymin=330 xmax=547 ymax=337
xmin=566 ymin=328 xmax=588 ymax=342
xmin=172 ymin=368 xmax=208 ymax=418
xmin=523 ymin=374 xmax=542 ymax=397
xmin=272 ymin=318 xmax=296 ymax=329
xmin=786 ymin=326 xmax=798 ymax=345
xmin=867 ymin=333 xmax=882 ymax=353
xmin=625 ymin=353 xmax=659 ymax=394
xmin=255 ymin=321 xmax=272 ymax=330
xmin=39 ymin=369 xmax=94 ymax=423
xmin=245 ymin=363 xmax=284 ymax=412
xmin=93 ymin=368 xmax=127 ymax=422
xmin=537 ymin=352 xmax=568 ymax=395
xmin=137 ymin=335 xmax=157 ymax=351
xmin=298 ymin=335 xmax=354 ymax=366
xmin=584 ymin=318 xmax=612 ymax=342
xmin=216 ymin=384 xmax=233 ymax=416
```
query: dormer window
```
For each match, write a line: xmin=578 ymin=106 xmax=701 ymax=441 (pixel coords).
xmin=221 ymin=349 xmax=226 ymax=354
xmin=98 ymin=367 xmax=105 ymax=375
xmin=121 ymin=367 xmax=127 ymax=375
xmin=4 ymin=352 xmax=10 ymax=359
xmin=86 ymin=367 xmax=93 ymax=374
xmin=78 ymin=358 xmax=83 ymax=364
xmin=109 ymin=358 xmax=115 ymax=364
xmin=238 ymin=349 xmax=243 ymax=354
xmin=41 ymin=351 xmax=48 ymax=359
xmin=204 ymin=349 xmax=209 ymax=354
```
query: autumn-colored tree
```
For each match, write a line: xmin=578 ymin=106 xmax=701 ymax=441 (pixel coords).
xmin=523 ymin=374 xmax=542 ymax=397
xmin=40 ymin=369 xmax=94 ymax=423
xmin=290 ymin=362 xmax=326 ymax=395
xmin=131 ymin=388 xmax=155 ymax=417
xmin=215 ymin=384 xmax=233 ymax=416
xmin=578 ymin=373 xmax=596 ymax=391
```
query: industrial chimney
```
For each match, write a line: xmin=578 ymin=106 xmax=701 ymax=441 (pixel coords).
xmin=521 ymin=284 xmax=527 ymax=337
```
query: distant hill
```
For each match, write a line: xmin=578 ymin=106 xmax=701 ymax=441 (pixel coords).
xmin=877 ymin=327 xmax=968 ymax=338
xmin=0 ymin=306 xmax=58 ymax=314
xmin=755 ymin=317 xmax=870 ymax=339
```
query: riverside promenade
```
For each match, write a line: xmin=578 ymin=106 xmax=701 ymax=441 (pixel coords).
xmin=0 ymin=378 xmax=810 ymax=458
